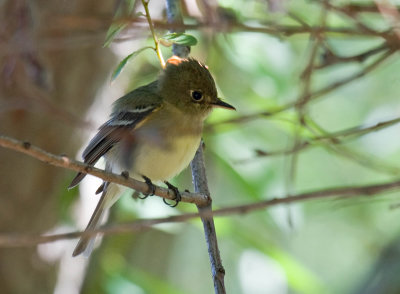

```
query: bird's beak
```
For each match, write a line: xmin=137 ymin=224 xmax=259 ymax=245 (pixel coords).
xmin=212 ymin=98 xmax=236 ymax=110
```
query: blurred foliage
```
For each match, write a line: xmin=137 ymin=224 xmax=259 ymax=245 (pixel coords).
xmin=3 ymin=0 xmax=400 ymax=293
xmin=75 ymin=0 xmax=400 ymax=293
xmin=70 ymin=0 xmax=400 ymax=293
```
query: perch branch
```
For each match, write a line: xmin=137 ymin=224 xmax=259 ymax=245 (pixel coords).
xmin=0 ymin=135 xmax=209 ymax=206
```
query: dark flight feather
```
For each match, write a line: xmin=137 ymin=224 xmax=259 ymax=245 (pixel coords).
xmin=68 ymin=106 xmax=158 ymax=189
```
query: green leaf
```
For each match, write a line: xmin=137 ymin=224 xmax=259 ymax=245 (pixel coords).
xmin=160 ymin=33 xmax=198 ymax=46
xmin=111 ymin=46 xmax=153 ymax=81
xmin=104 ymin=23 xmax=127 ymax=48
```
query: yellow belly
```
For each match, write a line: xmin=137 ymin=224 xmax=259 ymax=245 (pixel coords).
xmin=129 ymin=135 xmax=201 ymax=181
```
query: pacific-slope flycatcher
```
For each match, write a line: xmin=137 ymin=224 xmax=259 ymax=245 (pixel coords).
xmin=69 ymin=56 xmax=235 ymax=256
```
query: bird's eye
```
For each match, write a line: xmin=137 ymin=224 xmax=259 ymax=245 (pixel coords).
xmin=191 ymin=90 xmax=203 ymax=101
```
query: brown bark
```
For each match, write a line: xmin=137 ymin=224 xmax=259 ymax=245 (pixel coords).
xmin=0 ymin=0 xmax=114 ymax=292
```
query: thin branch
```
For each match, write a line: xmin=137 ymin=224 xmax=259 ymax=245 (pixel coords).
xmin=1 ymin=178 xmax=400 ymax=247
xmin=191 ymin=143 xmax=226 ymax=294
xmin=165 ymin=0 xmax=190 ymax=57
xmin=141 ymin=0 xmax=165 ymax=68
xmin=327 ymin=2 xmax=382 ymax=37
xmin=215 ymin=178 xmax=400 ymax=215
xmin=303 ymin=117 xmax=400 ymax=175
xmin=247 ymin=143 xmax=310 ymax=160
xmin=147 ymin=20 xmax=393 ymax=38
xmin=283 ymin=1 xmax=329 ymax=227
xmin=212 ymin=48 xmax=395 ymax=129
xmin=314 ymin=43 xmax=390 ymax=69
xmin=337 ymin=3 xmax=400 ymax=14
xmin=165 ymin=0 xmax=226 ymax=293
xmin=244 ymin=123 xmax=400 ymax=177
xmin=314 ymin=116 xmax=400 ymax=141
xmin=295 ymin=48 xmax=395 ymax=107
xmin=242 ymin=115 xmax=400 ymax=162
xmin=42 ymin=12 xmax=399 ymax=39
xmin=3 ymin=16 xmax=395 ymax=58
xmin=0 ymin=135 xmax=209 ymax=206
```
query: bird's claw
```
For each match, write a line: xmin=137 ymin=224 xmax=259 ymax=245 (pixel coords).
xmin=139 ymin=175 xmax=155 ymax=199
xmin=163 ymin=181 xmax=181 ymax=207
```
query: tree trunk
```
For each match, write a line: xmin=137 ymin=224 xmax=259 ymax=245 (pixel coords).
xmin=0 ymin=0 xmax=114 ymax=293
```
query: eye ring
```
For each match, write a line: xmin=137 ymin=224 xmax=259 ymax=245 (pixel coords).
xmin=191 ymin=90 xmax=203 ymax=101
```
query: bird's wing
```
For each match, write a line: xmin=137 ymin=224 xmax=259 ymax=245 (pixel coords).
xmin=68 ymin=87 xmax=162 ymax=189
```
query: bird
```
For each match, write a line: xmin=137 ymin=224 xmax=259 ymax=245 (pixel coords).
xmin=68 ymin=56 xmax=235 ymax=257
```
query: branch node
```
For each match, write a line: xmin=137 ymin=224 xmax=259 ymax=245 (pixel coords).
xmin=121 ymin=170 xmax=129 ymax=179
xmin=60 ymin=154 xmax=70 ymax=164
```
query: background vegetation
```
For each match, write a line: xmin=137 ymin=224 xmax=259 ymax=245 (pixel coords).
xmin=1 ymin=0 xmax=400 ymax=293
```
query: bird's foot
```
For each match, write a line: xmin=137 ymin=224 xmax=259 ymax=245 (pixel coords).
xmin=139 ymin=175 xmax=156 ymax=199
xmin=163 ymin=181 xmax=181 ymax=207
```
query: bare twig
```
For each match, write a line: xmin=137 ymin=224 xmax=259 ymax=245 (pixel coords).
xmin=283 ymin=1 xmax=329 ymax=227
xmin=295 ymin=49 xmax=395 ymax=106
xmin=243 ymin=115 xmax=400 ymax=162
xmin=191 ymin=143 xmax=226 ymax=294
xmin=314 ymin=116 xmax=400 ymax=141
xmin=3 ymin=15 xmax=397 ymax=58
xmin=0 ymin=135 xmax=209 ymax=206
xmin=314 ymin=43 xmax=390 ymax=69
xmin=148 ymin=20 xmax=393 ymax=38
xmin=337 ymin=3 xmax=400 ymax=14
xmin=327 ymin=2 xmax=381 ymax=36
xmin=212 ymin=48 xmax=395 ymax=129
xmin=40 ymin=12 xmax=399 ymax=39
xmin=304 ymin=117 xmax=400 ymax=175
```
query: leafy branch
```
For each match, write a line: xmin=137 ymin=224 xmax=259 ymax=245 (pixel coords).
xmin=108 ymin=0 xmax=198 ymax=80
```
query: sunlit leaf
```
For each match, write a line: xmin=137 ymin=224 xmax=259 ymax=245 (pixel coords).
xmin=160 ymin=33 xmax=198 ymax=46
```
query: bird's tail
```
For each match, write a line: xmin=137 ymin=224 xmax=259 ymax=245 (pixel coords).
xmin=72 ymin=182 xmax=122 ymax=257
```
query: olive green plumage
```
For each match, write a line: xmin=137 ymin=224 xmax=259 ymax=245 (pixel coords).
xmin=69 ymin=57 xmax=235 ymax=257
